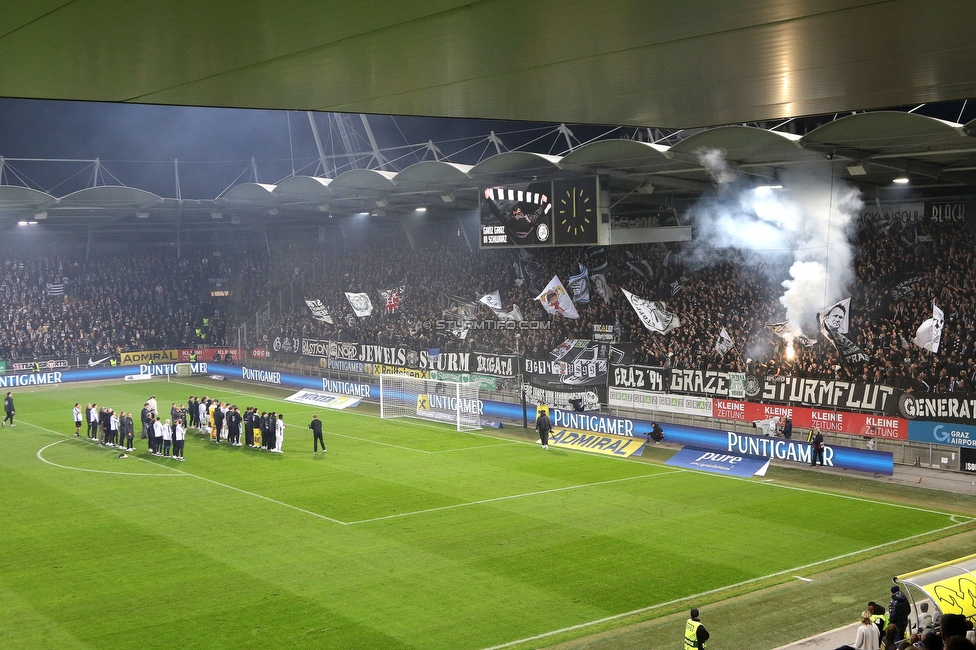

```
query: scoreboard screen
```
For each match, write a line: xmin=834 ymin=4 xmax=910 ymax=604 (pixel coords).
xmin=479 ymin=177 xmax=600 ymax=248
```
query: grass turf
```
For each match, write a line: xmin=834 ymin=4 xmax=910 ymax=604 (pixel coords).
xmin=0 ymin=377 xmax=972 ymax=649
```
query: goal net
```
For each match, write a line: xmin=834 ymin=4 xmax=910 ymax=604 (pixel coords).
xmin=380 ymin=374 xmax=481 ymax=431
xmin=168 ymin=363 xmax=193 ymax=381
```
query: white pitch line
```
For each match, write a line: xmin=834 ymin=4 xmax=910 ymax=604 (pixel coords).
xmin=36 ymin=438 xmax=185 ymax=477
xmin=127 ymin=455 xmax=349 ymax=526
xmin=479 ymin=518 xmax=975 ymax=650
xmin=345 ymin=470 xmax=687 ymax=525
xmin=431 ymin=441 xmax=522 ymax=453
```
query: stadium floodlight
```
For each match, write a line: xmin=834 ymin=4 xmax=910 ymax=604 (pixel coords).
xmin=211 ymin=212 xmax=223 ymax=219
xmin=440 ymin=193 xmax=455 ymax=203
xmin=317 ymin=203 xmax=330 ymax=212
xmin=893 ymin=177 xmax=910 ymax=184
xmin=380 ymin=374 xmax=481 ymax=432
xmin=847 ymin=164 xmax=867 ymax=176
xmin=415 ymin=206 xmax=427 ymax=212
xmin=374 ymin=199 xmax=388 ymax=207
xmin=34 ymin=211 xmax=48 ymax=220
xmin=136 ymin=211 xmax=148 ymax=219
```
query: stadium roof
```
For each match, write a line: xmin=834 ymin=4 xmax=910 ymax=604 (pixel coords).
xmin=2 ymin=2 xmax=976 ymax=234
xmin=3 ymin=1 xmax=975 ymax=129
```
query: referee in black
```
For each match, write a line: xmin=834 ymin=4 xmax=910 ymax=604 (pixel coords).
xmin=309 ymin=414 xmax=326 ymax=453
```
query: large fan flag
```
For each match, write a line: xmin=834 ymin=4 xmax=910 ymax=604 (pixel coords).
xmin=304 ymin=298 xmax=334 ymax=324
xmin=567 ymin=263 xmax=590 ymax=304
xmin=914 ymin=302 xmax=945 ymax=352
xmin=715 ymin=327 xmax=735 ymax=356
xmin=345 ymin=292 xmax=373 ymax=317
xmin=536 ymin=276 xmax=579 ymax=319
xmin=479 ymin=291 xmax=523 ymax=322
xmin=818 ymin=297 xmax=851 ymax=336
xmin=622 ymin=288 xmax=679 ymax=334
xmin=379 ymin=285 xmax=405 ymax=314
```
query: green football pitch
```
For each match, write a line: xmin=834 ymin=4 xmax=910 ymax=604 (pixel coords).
xmin=0 ymin=378 xmax=972 ymax=650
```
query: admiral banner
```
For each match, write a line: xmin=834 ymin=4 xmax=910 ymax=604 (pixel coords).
xmin=548 ymin=429 xmax=646 ymax=457
xmin=609 ymin=388 xmax=712 ymax=417
xmin=899 ymin=392 xmax=976 ymax=425
xmin=299 ymin=338 xmax=517 ymax=377
xmin=120 ymin=349 xmax=179 ymax=365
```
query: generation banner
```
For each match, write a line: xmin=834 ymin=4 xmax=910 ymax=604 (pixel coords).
xmin=524 ymin=341 xmax=633 ymax=389
xmin=899 ymin=392 xmax=976 ymax=425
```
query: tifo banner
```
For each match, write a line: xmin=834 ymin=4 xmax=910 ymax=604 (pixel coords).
xmin=665 ymin=446 xmax=770 ymax=477
xmin=428 ymin=370 xmax=497 ymax=391
xmin=299 ymin=338 xmax=517 ymax=377
xmin=757 ymin=376 xmax=900 ymax=414
xmin=669 ymin=369 xmax=758 ymax=398
xmin=523 ymin=384 xmax=600 ymax=412
xmin=548 ymin=429 xmax=646 ymax=457
xmin=710 ymin=399 xmax=907 ymax=439
xmin=525 ymin=340 xmax=633 ymax=389
xmin=608 ymin=388 xmax=712 ymax=417
xmin=610 ymin=363 xmax=669 ymax=392
xmin=120 ymin=349 xmax=179 ymax=365
xmin=899 ymin=392 xmax=976 ymax=425
xmin=284 ymin=389 xmax=361 ymax=410
xmin=11 ymin=359 xmax=68 ymax=371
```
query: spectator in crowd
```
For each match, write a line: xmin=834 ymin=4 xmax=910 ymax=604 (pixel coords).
xmin=888 ymin=585 xmax=911 ymax=643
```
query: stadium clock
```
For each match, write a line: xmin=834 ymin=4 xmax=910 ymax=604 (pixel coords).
xmin=553 ymin=177 xmax=598 ymax=245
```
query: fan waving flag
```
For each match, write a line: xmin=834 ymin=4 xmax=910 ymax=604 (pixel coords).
xmin=622 ymin=288 xmax=679 ymax=334
xmin=818 ymin=297 xmax=851 ymax=336
xmin=304 ymin=298 xmax=334 ymax=324
xmin=379 ymin=285 xmax=405 ymax=314
xmin=567 ymin=263 xmax=590 ymax=304
xmin=536 ymin=276 xmax=579 ymax=319
xmin=592 ymin=273 xmax=611 ymax=304
xmin=914 ymin=302 xmax=945 ymax=352
xmin=479 ymin=291 xmax=523 ymax=322
xmin=345 ymin=292 xmax=374 ymax=317
xmin=715 ymin=327 xmax=735 ymax=356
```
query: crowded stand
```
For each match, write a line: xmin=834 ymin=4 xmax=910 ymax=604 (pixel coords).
xmin=0 ymin=214 xmax=972 ymax=396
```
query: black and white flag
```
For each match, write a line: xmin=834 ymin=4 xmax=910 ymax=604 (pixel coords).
xmin=824 ymin=326 xmax=870 ymax=366
xmin=567 ymin=263 xmax=590 ymax=304
xmin=592 ymin=273 xmax=611 ymax=304
xmin=625 ymin=251 xmax=654 ymax=280
xmin=479 ymin=291 xmax=523 ymax=322
xmin=622 ymin=289 xmax=679 ymax=334
xmin=304 ymin=298 xmax=334 ymax=324
xmin=913 ymin=302 xmax=945 ymax=353
xmin=442 ymin=293 xmax=480 ymax=339
xmin=818 ymin=297 xmax=851 ymax=336
xmin=715 ymin=327 xmax=735 ymax=356
xmin=45 ymin=282 xmax=64 ymax=296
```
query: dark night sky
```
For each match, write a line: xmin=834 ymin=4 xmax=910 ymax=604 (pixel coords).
xmin=0 ymin=98 xmax=624 ymax=200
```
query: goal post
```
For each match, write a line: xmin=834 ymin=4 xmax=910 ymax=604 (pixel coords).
xmin=380 ymin=374 xmax=482 ymax=431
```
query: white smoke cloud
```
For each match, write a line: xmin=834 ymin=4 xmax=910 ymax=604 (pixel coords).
xmin=684 ymin=149 xmax=862 ymax=335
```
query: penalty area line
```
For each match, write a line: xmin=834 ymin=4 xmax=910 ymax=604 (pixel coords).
xmin=480 ymin=518 xmax=974 ymax=650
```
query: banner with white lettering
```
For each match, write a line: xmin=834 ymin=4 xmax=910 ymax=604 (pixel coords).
xmin=525 ymin=341 xmax=634 ymax=389
xmin=609 ymin=364 xmax=669 ymax=393
xmin=609 ymin=389 xmax=713 ymax=417
xmin=298 ymin=338 xmax=518 ymax=377
xmin=522 ymin=384 xmax=600 ymax=411
xmin=899 ymin=392 xmax=976 ymax=425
